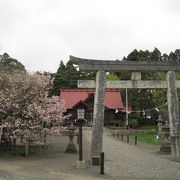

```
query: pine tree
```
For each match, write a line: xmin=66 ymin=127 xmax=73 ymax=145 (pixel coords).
xmin=50 ymin=60 xmax=96 ymax=96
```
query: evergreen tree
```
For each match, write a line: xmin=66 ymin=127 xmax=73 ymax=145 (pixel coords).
xmin=0 ymin=53 xmax=25 ymax=72
xmin=175 ymin=49 xmax=180 ymax=62
xmin=138 ymin=50 xmax=151 ymax=61
xmin=50 ymin=60 xmax=96 ymax=96
xmin=168 ymin=49 xmax=180 ymax=63
xmin=120 ymin=48 xmax=165 ymax=121
xmin=162 ymin=53 xmax=169 ymax=62
xmin=150 ymin=48 xmax=162 ymax=61
xmin=126 ymin=49 xmax=139 ymax=61
xmin=50 ymin=61 xmax=68 ymax=96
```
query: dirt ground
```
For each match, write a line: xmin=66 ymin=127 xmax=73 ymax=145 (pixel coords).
xmin=0 ymin=129 xmax=107 ymax=180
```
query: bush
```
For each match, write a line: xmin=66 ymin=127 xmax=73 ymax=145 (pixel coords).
xmin=128 ymin=113 xmax=140 ymax=128
xmin=129 ymin=118 xmax=139 ymax=128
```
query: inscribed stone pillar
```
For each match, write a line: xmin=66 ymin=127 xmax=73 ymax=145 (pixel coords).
xmin=166 ymin=71 xmax=180 ymax=161
xmin=91 ymin=70 xmax=106 ymax=165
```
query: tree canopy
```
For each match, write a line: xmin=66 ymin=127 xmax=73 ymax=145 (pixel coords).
xmin=120 ymin=48 xmax=180 ymax=120
xmin=50 ymin=60 xmax=96 ymax=96
xmin=0 ymin=53 xmax=26 ymax=72
xmin=0 ymin=71 xmax=66 ymax=146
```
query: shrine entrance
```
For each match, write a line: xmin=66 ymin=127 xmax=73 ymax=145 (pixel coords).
xmin=70 ymin=55 xmax=180 ymax=164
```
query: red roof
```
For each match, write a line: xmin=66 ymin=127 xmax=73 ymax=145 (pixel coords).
xmin=60 ymin=88 xmax=124 ymax=110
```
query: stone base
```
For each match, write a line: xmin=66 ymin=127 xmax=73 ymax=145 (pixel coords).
xmin=92 ymin=156 xmax=100 ymax=165
xmin=160 ymin=143 xmax=171 ymax=154
xmin=76 ymin=160 xmax=86 ymax=169
xmin=65 ymin=144 xmax=77 ymax=153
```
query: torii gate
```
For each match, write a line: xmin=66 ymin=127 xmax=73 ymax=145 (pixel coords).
xmin=69 ymin=55 xmax=180 ymax=163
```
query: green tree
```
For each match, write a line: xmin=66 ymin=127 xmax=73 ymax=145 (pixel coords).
xmin=121 ymin=48 xmax=166 ymax=121
xmin=168 ymin=52 xmax=177 ymax=62
xmin=150 ymin=48 xmax=162 ymax=61
xmin=162 ymin=53 xmax=169 ymax=62
xmin=175 ymin=49 xmax=180 ymax=62
xmin=138 ymin=50 xmax=151 ymax=61
xmin=50 ymin=60 xmax=96 ymax=96
xmin=168 ymin=49 xmax=180 ymax=63
xmin=126 ymin=49 xmax=139 ymax=61
xmin=0 ymin=53 xmax=25 ymax=72
xmin=50 ymin=61 xmax=68 ymax=96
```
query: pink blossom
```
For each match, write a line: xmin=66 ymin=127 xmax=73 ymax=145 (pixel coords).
xmin=0 ymin=71 xmax=67 ymax=143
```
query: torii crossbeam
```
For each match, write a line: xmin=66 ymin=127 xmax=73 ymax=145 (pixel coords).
xmin=70 ymin=55 xmax=180 ymax=71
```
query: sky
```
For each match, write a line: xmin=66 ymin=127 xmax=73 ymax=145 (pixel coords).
xmin=0 ymin=0 xmax=180 ymax=73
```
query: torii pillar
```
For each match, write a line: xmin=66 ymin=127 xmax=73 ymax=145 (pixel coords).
xmin=91 ymin=70 xmax=106 ymax=165
xmin=167 ymin=71 xmax=180 ymax=161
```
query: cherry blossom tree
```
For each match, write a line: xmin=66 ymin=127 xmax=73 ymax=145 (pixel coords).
xmin=0 ymin=71 xmax=66 ymax=149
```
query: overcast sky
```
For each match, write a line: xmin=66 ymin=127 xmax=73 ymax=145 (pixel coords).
xmin=0 ymin=0 xmax=180 ymax=72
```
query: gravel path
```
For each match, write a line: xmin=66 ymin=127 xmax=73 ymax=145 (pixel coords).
xmin=99 ymin=128 xmax=180 ymax=180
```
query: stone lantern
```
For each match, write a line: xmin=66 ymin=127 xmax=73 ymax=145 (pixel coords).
xmin=157 ymin=115 xmax=165 ymax=132
xmin=156 ymin=115 xmax=171 ymax=153
xmin=65 ymin=124 xmax=77 ymax=153
xmin=161 ymin=121 xmax=170 ymax=142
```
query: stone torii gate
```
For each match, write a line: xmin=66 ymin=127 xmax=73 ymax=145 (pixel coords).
xmin=69 ymin=55 xmax=180 ymax=163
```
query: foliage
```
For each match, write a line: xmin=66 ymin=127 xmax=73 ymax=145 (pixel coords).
xmin=0 ymin=53 xmax=25 ymax=72
xmin=0 ymin=71 xmax=66 ymax=148
xmin=107 ymin=73 xmax=119 ymax=80
xmin=50 ymin=60 xmax=96 ymax=96
xmin=120 ymin=48 xmax=180 ymax=121
xmin=128 ymin=113 xmax=141 ymax=128
xmin=128 ymin=118 xmax=139 ymax=129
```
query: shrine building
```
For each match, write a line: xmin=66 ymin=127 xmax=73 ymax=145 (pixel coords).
xmin=60 ymin=88 xmax=130 ymax=126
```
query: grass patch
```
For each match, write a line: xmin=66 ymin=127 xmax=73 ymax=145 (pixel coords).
xmin=131 ymin=132 xmax=164 ymax=146
xmin=139 ymin=125 xmax=158 ymax=130
xmin=0 ymin=145 xmax=40 ymax=156
xmin=131 ymin=126 xmax=164 ymax=146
